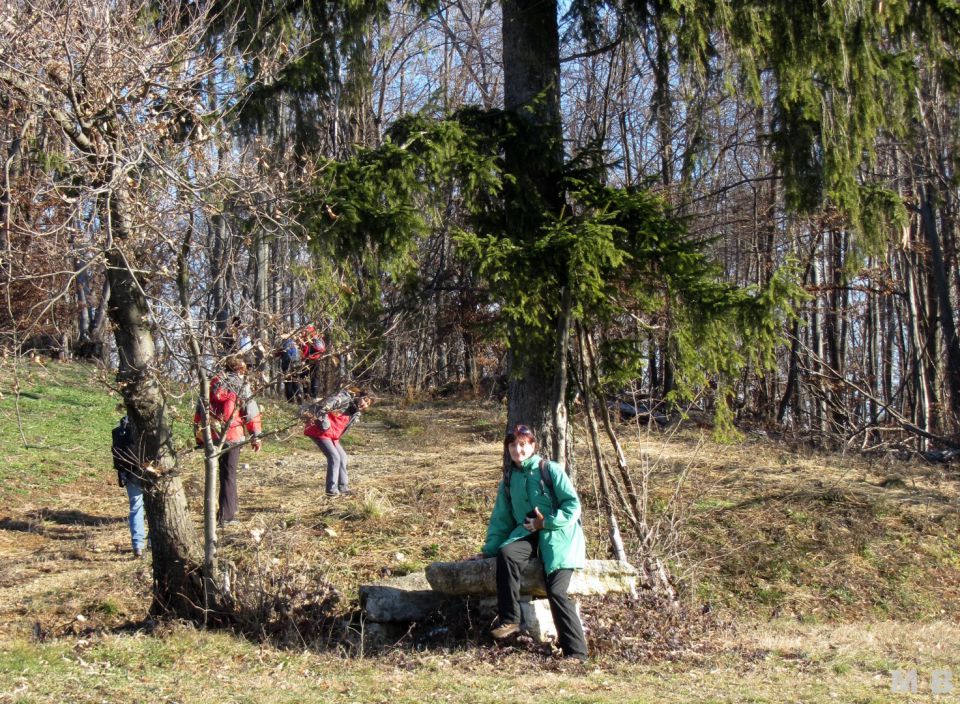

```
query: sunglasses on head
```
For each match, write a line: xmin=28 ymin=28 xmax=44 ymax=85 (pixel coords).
xmin=505 ymin=424 xmax=535 ymax=444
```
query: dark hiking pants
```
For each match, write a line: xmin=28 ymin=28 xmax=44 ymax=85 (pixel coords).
xmin=218 ymin=445 xmax=241 ymax=523
xmin=496 ymin=533 xmax=588 ymax=658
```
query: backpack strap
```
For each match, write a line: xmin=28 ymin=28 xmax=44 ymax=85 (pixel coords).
xmin=539 ymin=458 xmax=559 ymax=511
xmin=503 ymin=457 xmax=561 ymax=512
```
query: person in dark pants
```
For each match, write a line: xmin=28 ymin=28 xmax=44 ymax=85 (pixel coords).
xmin=194 ymin=355 xmax=262 ymax=525
xmin=274 ymin=334 xmax=304 ymax=403
xmin=469 ymin=424 xmax=588 ymax=661
xmin=300 ymin=325 xmax=327 ymax=400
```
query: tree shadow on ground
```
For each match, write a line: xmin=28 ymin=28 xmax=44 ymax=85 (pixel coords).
xmin=0 ymin=517 xmax=43 ymax=533
xmin=39 ymin=617 xmax=159 ymax=642
xmin=24 ymin=509 xmax=124 ymax=527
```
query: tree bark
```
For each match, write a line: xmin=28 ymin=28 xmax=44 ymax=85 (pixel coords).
xmin=501 ymin=0 xmax=568 ymax=455
xmin=105 ymin=187 xmax=206 ymax=617
xmin=921 ymin=183 xmax=960 ymax=429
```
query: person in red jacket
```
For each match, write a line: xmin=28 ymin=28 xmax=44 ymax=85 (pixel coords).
xmin=300 ymin=324 xmax=327 ymax=400
xmin=304 ymin=392 xmax=371 ymax=497
xmin=194 ymin=355 xmax=263 ymax=525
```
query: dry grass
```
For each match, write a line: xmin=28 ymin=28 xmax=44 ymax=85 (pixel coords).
xmin=2 ymin=374 xmax=960 ymax=702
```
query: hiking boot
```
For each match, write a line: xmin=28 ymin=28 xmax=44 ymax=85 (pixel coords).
xmin=490 ymin=622 xmax=520 ymax=640
xmin=133 ymin=548 xmax=144 ymax=559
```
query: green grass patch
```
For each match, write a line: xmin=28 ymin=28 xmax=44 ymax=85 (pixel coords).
xmin=0 ymin=362 xmax=117 ymax=498
xmin=692 ymin=497 xmax=737 ymax=511
xmin=2 ymin=621 xmax=954 ymax=704
xmin=374 ymin=408 xmax=425 ymax=436
xmin=0 ymin=362 xmax=305 ymax=503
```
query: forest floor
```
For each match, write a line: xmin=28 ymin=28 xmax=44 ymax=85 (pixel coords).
xmin=1 ymin=361 xmax=959 ymax=703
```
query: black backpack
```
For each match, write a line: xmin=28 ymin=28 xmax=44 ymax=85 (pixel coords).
xmin=111 ymin=416 xmax=139 ymax=487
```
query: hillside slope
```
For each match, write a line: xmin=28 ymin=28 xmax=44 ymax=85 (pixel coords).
xmin=1 ymin=362 xmax=958 ymax=702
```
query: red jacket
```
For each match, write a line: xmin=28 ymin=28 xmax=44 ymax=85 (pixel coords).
xmin=302 ymin=336 xmax=326 ymax=362
xmin=194 ymin=373 xmax=262 ymax=445
xmin=304 ymin=410 xmax=353 ymax=442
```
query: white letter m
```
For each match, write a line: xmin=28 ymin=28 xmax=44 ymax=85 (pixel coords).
xmin=891 ymin=669 xmax=918 ymax=694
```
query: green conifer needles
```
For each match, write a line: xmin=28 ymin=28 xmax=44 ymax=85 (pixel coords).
xmin=305 ymin=110 xmax=800 ymax=433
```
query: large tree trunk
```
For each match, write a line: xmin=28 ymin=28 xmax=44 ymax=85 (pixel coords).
xmin=502 ymin=0 xmax=569 ymax=458
xmin=105 ymin=188 xmax=209 ymax=618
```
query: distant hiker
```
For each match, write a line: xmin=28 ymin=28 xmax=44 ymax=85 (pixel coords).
xmin=194 ymin=355 xmax=263 ymax=526
xmin=300 ymin=324 xmax=327 ymax=400
xmin=111 ymin=415 xmax=146 ymax=558
xmin=303 ymin=389 xmax=372 ymax=497
xmin=274 ymin=333 xmax=304 ymax=403
xmin=468 ymin=424 xmax=588 ymax=661
xmin=226 ymin=316 xmax=267 ymax=380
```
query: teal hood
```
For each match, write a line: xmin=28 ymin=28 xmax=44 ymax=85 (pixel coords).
xmin=481 ymin=454 xmax=586 ymax=574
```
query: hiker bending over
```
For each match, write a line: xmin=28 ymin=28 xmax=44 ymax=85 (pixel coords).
xmin=304 ymin=391 xmax=372 ymax=497
xmin=194 ymin=355 xmax=262 ymax=526
xmin=469 ymin=424 xmax=588 ymax=661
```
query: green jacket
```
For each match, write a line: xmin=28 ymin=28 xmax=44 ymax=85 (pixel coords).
xmin=481 ymin=454 xmax=586 ymax=574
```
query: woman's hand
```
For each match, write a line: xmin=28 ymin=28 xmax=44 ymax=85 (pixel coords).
xmin=523 ymin=507 xmax=545 ymax=532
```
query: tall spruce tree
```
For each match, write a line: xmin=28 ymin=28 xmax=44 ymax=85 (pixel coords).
xmin=221 ymin=0 xmax=960 ymax=454
xmin=493 ymin=0 xmax=960 ymax=455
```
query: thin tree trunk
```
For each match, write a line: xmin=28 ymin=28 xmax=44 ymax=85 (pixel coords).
xmin=583 ymin=327 xmax=644 ymax=535
xmin=574 ymin=323 xmax=627 ymax=562
xmin=777 ymin=245 xmax=816 ymax=425
xmin=177 ymin=217 xmax=232 ymax=616
xmin=921 ymin=183 xmax=960 ymax=426
xmin=903 ymin=247 xmax=930 ymax=448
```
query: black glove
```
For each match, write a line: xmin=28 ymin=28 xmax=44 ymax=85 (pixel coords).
xmin=117 ymin=470 xmax=126 ymax=488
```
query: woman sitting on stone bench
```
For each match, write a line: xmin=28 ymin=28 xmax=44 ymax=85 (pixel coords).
xmin=468 ymin=424 xmax=588 ymax=661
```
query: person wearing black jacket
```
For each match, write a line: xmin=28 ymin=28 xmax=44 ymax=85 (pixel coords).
xmin=111 ymin=415 xmax=146 ymax=558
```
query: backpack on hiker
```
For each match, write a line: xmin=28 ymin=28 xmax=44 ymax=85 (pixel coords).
xmin=111 ymin=416 xmax=139 ymax=488
xmin=301 ymin=387 xmax=362 ymax=430
xmin=304 ymin=335 xmax=326 ymax=361
xmin=280 ymin=338 xmax=301 ymax=365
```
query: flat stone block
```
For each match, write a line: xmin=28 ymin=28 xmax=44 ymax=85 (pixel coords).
xmin=360 ymin=571 xmax=456 ymax=623
xmin=521 ymin=598 xmax=557 ymax=643
xmin=360 ymin=621 xmax=408 ymax=649
xmin=476 ymin=596 xmax=580 ymax=643
xmin=425 ymin=558 xmax=638 ymax=597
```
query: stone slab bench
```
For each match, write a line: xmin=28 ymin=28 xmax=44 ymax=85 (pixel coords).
xmin=359 ymin=571 xmax=456 ymax=623
xmin=425 ymin=558 xmax=639 ymax=598
xmin=358 ymin=559 xmax=638 ymax=648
